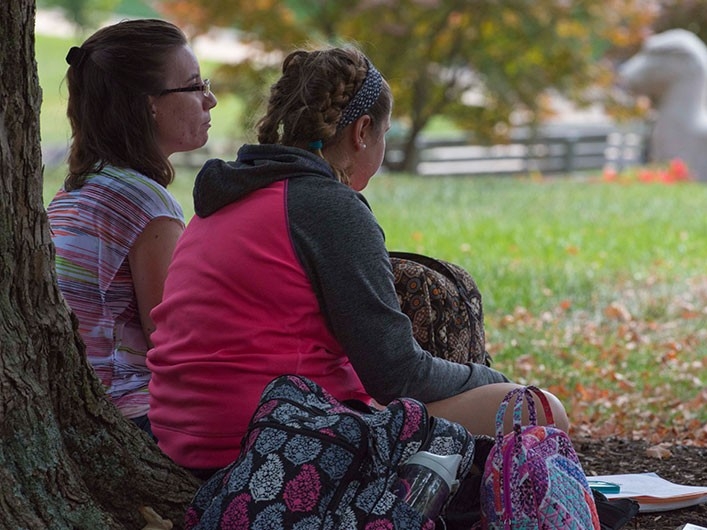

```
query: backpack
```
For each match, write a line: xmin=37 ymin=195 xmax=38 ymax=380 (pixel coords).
xmin=389 ymin=251 xmax=491 ymax=367
xmin=480 ymin=386 xmax=601 ymax=529
xmin=184 ymin=374 xmax=477 ymax=530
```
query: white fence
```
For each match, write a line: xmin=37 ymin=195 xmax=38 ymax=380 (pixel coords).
xmin=384 ymin=126 xmax=648 ymax=176
xmin=162 ymin=125 xmax=649 ymax=178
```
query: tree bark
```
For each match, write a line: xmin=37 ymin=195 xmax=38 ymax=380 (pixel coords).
xmin=0 ymin=2 xmax=200 ymax=528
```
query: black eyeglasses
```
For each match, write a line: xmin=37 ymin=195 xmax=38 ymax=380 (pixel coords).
xmin=159 ymin=79 xmax=211 ymax=98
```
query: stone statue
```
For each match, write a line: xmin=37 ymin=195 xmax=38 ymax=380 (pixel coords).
xmin=619 ymin=29 xmax=707 ymax=181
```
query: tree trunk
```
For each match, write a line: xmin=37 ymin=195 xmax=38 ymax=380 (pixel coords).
xmin=0 ymin=2 xmax=200 ymax=528
xmin=400 ymin=131 xmax=422 ymax=174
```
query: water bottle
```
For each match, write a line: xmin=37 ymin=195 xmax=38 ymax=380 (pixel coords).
xmin=395 ymin=451 xmax=462 ymax=520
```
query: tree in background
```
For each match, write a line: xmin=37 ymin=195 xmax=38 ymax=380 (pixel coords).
xmin=1 ymin=0 xmax=199 ymax=527
xmin=158 ymin=0 xmax=651 ymax=172
xmin=653 ymin=0 xmax=707 ymax=44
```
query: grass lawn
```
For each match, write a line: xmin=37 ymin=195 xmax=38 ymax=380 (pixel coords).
xmin=37 ymin=28 xmax=707 ymax=447
xmin=371 ymin=174 xmax=707 ymax=445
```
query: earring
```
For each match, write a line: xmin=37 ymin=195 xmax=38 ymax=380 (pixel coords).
xmin=361 ymin=143 xmax=367 ymax=149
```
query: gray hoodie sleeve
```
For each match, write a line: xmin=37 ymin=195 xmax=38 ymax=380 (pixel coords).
xmin=287 ymin=176 xmax=509 ymax=405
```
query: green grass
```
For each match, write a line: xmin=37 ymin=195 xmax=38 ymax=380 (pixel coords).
xmin=366 ymin=175 xmax=707 ymax=442
xmin=365 ymin=175 xmax=707 ymax=313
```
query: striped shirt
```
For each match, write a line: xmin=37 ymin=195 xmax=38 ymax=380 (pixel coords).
xmin=48 ymin=165 xmax=184 ymax=418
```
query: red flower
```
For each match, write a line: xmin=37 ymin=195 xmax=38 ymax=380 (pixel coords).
xmin=668 ymin=158 xmax=691 ymax=181
xmin=602 ymin=167 xmax=618 ymax=182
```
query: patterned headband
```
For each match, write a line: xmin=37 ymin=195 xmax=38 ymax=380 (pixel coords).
xmin=337 ymin=59 xmax=383 ymax=131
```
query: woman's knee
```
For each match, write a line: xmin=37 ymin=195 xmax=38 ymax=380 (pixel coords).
xmin=425 ymin=383 xmax=569 ymax=437
xmin=540 ymin=388 xmax=569 ymax=432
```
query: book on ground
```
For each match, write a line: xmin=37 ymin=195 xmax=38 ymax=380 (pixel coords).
xmin=589 ymin=472 xmax=707 ymax=513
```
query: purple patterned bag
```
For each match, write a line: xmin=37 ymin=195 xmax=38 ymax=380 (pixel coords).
xmin=185 ymin=374 xmax=476 ymax=530
xmin=480 ymin=386 xmax=601 ymax=530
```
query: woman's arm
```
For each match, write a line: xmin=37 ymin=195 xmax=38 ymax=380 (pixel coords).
xmin=129 ymin=217 xmax=184 ymax=347
xmin=288 ymin=178 xmax=508 ymax=404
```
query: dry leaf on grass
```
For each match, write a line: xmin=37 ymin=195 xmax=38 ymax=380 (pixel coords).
xmin=139 ymin=506 xmax=173 ymax=530
xmin=604 ymin=301 xmax=632 ymax=322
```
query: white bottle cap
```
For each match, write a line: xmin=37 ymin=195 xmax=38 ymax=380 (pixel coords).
xmin=405 ymin=451 xmax=462 ymax=490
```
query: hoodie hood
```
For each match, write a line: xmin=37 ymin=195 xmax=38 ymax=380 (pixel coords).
xmin=193 ymin=144 xmax=337 ymax=217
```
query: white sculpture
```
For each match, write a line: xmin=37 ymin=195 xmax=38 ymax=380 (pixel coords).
xmin=619 ymin=29 xmax=707 ymax=181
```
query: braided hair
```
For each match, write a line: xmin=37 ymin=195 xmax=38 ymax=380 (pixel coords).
xmin=256 ymin=47 xmax=391 ymax=184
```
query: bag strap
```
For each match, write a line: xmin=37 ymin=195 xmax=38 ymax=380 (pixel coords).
xmin=389 ymin=251 xmax=457 ymax=279
xmin=491 ymin=386 xmax=557 ymax=525
xmin=523 ymin=386 xmax=555 ymax=427
xmin=388 ymin=251 xmax=478 ymax=302
xmin=493 ymin=386 xmax=555 ymax=445
xmin=388 ymin=251 xmax=470 ymax=294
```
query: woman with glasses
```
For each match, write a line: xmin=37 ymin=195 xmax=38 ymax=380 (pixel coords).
xmin=47 ymin=18 xmax=217 ymax=436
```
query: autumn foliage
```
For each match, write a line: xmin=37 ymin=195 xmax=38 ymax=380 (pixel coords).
xmin=154 ymin=0 xmax=657 ymax=172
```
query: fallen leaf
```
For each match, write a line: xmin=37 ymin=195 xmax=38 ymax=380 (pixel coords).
xmin=604 ymin=301 xmax=632 ymax=322
xmin=645 ymin=444 xmax=672 ymax=460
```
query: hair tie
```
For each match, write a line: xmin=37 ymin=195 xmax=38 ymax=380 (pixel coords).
xmin=308 ymin=140 xmax=323 ymax=150
xmin=337 ymin=59 xmax=383 ymax=131
xmin=66 ymin=46 xmax=88 ymax=68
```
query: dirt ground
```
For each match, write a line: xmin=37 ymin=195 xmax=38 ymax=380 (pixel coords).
xmin=576 ymin=438 xmax=707 ymax=529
